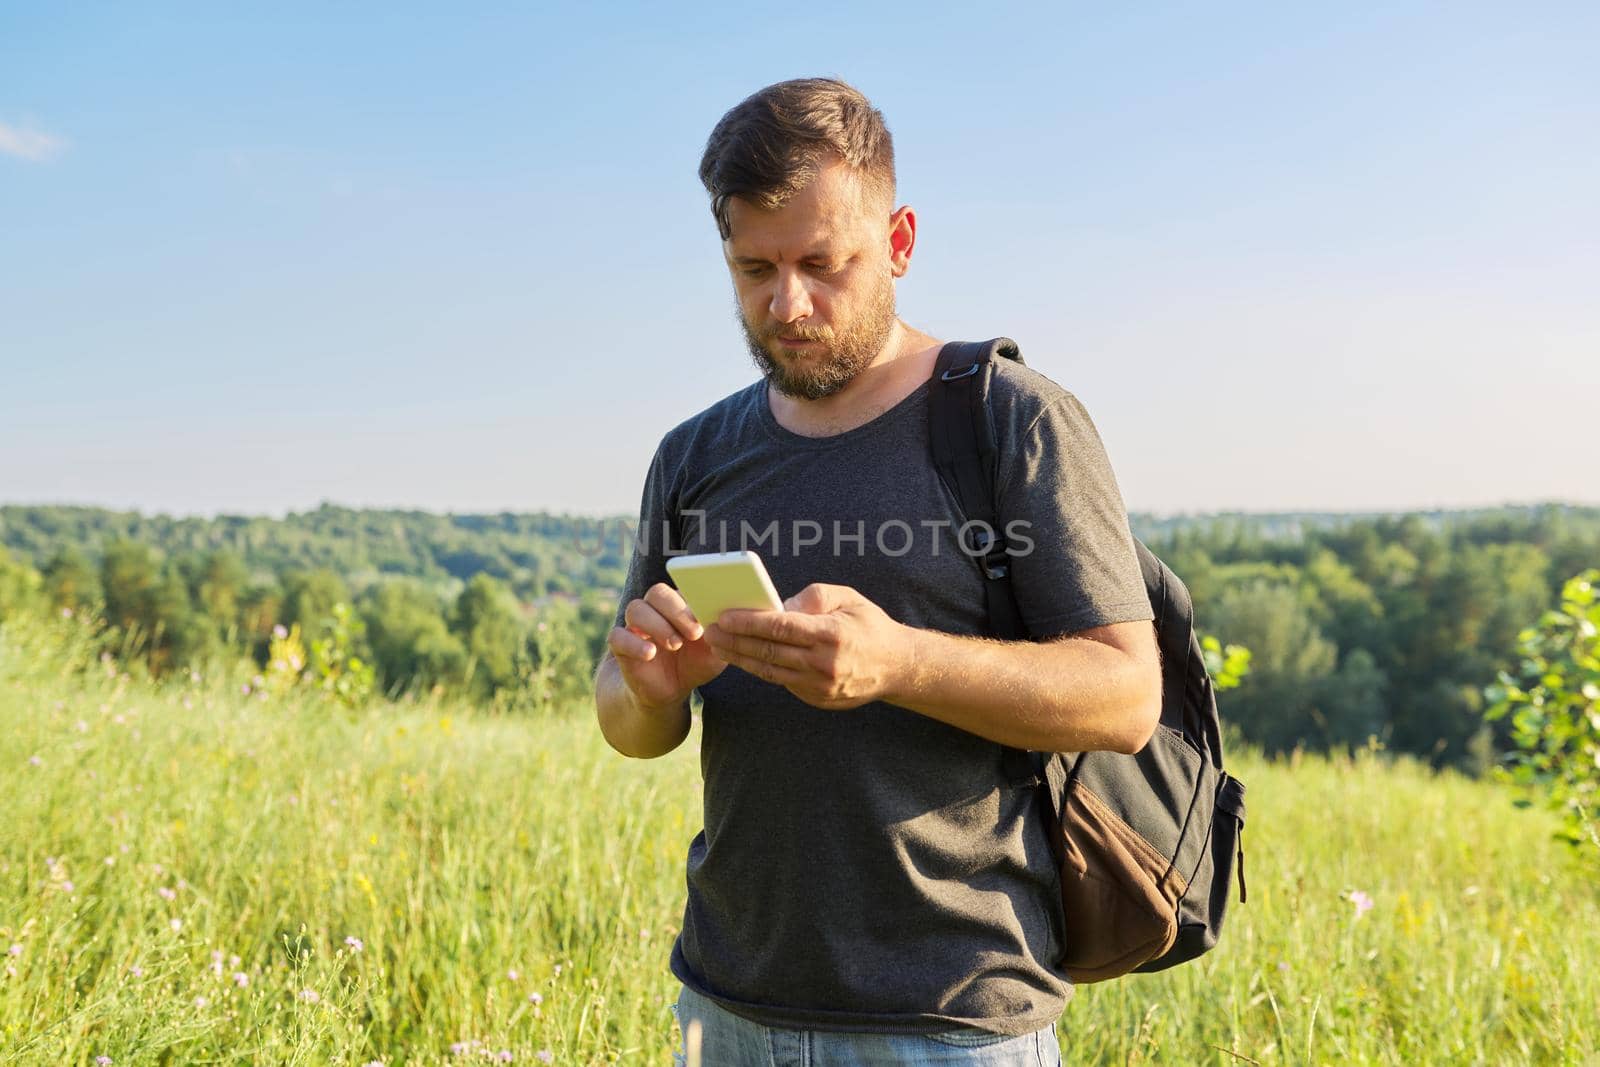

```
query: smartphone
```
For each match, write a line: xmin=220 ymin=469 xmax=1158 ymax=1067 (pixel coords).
xmin=665 ymin=550 xmax=784 ymax=626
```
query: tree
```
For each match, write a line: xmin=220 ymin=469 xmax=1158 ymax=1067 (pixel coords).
xmin=361 ymin=581 xmax=468 ymax=697
xmin=282 ymin=569 xmax=351 ymax=646
xmin=42 ymin=546 xmax=100 ymax=612
xmin=188 ymin=549 xmax=250 ymax=639
xmin=1205 ymin=580 xmax=1339 ymax=753
xmin=100 ymin=540 xmax=160 ymax=640
xmin=146 ymin=565 xmax=213 ymax=671
xmin=1312 ymin=648 xmax=1388 ymax=750
xmin=1485 ymin=570 xmax=1600 ymax=852
xmin=452 ymin=574 xmax=526 ymax=699
xmin=1301 ymin=549 xmax=1384 ymax=657
xmin=0 ymin=547 xmax=42 ymax=620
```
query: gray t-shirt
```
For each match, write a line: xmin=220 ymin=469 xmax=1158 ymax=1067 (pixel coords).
xmin=612 ymin=356 xmax=1153 ymax=1036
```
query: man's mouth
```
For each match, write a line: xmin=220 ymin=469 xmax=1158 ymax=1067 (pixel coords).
xmin=773 ymin=330 xmax=825 ymax=350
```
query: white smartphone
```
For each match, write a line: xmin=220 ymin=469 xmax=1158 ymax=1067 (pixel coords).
xmin=665 ymin=550 xmax=784 ymax=626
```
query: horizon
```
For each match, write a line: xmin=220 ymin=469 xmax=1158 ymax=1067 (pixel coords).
xmin=4 ymin=4 xmax=1597 ymax=517
xmin=4 ymin=496 xmax=1595 ymax=525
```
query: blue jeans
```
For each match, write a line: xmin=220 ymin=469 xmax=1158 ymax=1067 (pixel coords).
xmin=670 ymin=984 xmax=1064 ymax=1066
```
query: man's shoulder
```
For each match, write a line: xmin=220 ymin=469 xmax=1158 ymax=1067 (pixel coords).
xmin=654 ymin=379 xmax=767 ymax=458
xmin=986 ymin=356 xmax=1089 ymax=440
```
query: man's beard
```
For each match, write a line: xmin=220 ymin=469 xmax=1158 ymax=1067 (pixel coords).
xmin=738 ymin=277 xmax=897 ymax=402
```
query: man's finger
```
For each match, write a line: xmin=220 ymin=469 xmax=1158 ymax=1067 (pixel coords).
xmin=716 ymin=650 xmax=843 ymax=708
xmin=782 ymin=582 xmax=853 ymax=614
xmin=607 ymin=626 xmax=659 ymax=662
xmin=644 ymin=582 xmax=706 ymax=642
xmin=624 ymin=599 xmax=683 ymax=652
xmin=707 ymin=629 xmax=809 ymax=670
xmin=719 ymin=648 xmax=808 ymax=688
xmin=716 ymin=608 xmax=827 ymax=646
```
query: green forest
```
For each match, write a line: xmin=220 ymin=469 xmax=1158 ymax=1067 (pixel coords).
xmin=1 ymin=502 xmax=1596 ymax=774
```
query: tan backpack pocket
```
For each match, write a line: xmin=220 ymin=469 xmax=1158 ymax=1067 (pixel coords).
xmin=1056 ymin=779 xmax=1188 ymax=983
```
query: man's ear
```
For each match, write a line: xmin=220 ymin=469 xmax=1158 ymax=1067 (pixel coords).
xmin=888 ymin=205 xmax=916 ymax=278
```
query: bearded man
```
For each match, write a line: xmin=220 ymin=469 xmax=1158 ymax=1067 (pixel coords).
xmin=595 ymin=77 xmax=1160 ymax=1066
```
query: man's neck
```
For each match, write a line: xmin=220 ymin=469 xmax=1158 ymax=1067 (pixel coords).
xmin=766 ymin=321 xmax=945 ymax=439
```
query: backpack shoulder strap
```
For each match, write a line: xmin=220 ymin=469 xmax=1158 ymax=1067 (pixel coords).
xmin=929 ymin=339 xmax=1028 ymax=643
xmin=929 ymin=339 xmax=1036 ymax=785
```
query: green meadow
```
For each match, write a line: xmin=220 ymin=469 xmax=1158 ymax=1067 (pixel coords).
xmin=2 ymin=616 xmax=1596 ymax=1066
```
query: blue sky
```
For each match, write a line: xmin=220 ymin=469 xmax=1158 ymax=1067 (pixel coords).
xmin=2 ymin=3 xmax=1596 ymax=518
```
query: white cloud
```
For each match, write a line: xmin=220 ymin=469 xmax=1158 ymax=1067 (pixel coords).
xmin=0 ymin=120 xmax=68 ymax=162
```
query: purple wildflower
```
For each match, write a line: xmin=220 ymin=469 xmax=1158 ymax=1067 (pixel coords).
xmin=345 ymin=936 xmax=364 ymax=953
xmin=537 ymin=1052 xmax=554 ymax=1064
xmin=1349 ymin=890 xmax=1375 ymax=919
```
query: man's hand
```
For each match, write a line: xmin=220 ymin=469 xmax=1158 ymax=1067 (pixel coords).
xmin=606 ymin=582 xmax=728 ymax=712
xmin=705 ymin=583 xmax=911 ymax=710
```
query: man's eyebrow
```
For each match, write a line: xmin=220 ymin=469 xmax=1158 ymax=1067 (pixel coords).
xmin=730 ymin=250 xmax=841 ymax=266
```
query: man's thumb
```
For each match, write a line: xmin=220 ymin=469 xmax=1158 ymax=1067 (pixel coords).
xmin=783 ymin=582 xmax=848 ymax=614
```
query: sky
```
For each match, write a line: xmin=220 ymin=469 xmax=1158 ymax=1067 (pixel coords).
xmin=2 ymin=2 xmax=1597 ymax=520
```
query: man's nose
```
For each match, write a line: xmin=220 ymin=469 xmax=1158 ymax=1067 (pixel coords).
xmin=769 ymin=269 xmax=814 ymax=325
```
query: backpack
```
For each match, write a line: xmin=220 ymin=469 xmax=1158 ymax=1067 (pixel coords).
xmin=927 ymin=337 xmax=1247 ymax=982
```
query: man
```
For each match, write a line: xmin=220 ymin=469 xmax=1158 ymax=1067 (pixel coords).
xmin=595 ymin=78 xmax=1160 ymax=1066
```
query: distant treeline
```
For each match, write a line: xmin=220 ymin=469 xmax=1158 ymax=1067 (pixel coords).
xmin=0 ymin=503 xmax=628 ymax=602
xmin=1 ymin=502 xmax=1596 ymax=770
xmin=0 ymin=504 xmax=624 ymax=707
xmin=1141 ymin=505 xmax=1600 ymax=772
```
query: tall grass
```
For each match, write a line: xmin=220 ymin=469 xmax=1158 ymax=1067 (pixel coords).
xmin=2 ymin=613 xmax=1595 ymax=1065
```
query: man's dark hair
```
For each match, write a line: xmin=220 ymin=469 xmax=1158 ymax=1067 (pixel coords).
xmin=698 ymin=78 xmax=896 ymax=240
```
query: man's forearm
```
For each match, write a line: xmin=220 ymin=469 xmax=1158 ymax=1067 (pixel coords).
xmin=594 ymin=653 xmax=693 ymax=759
xmin=884 ymin=623 xmax=1161 ymax=755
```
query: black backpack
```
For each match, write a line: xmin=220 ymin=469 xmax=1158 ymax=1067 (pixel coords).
xmin=928 ymin=337 xmax=1247 ymax=981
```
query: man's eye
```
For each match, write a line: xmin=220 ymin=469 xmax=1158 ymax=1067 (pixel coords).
xmin=739 ymin=265 xmax=771 ymax=278
xmin=806 ymin=262 xmax=840 ymax=275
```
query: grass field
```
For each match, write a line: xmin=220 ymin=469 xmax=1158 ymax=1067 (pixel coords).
xmin=2 ymin=616 xmax=1597 ymax=1066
